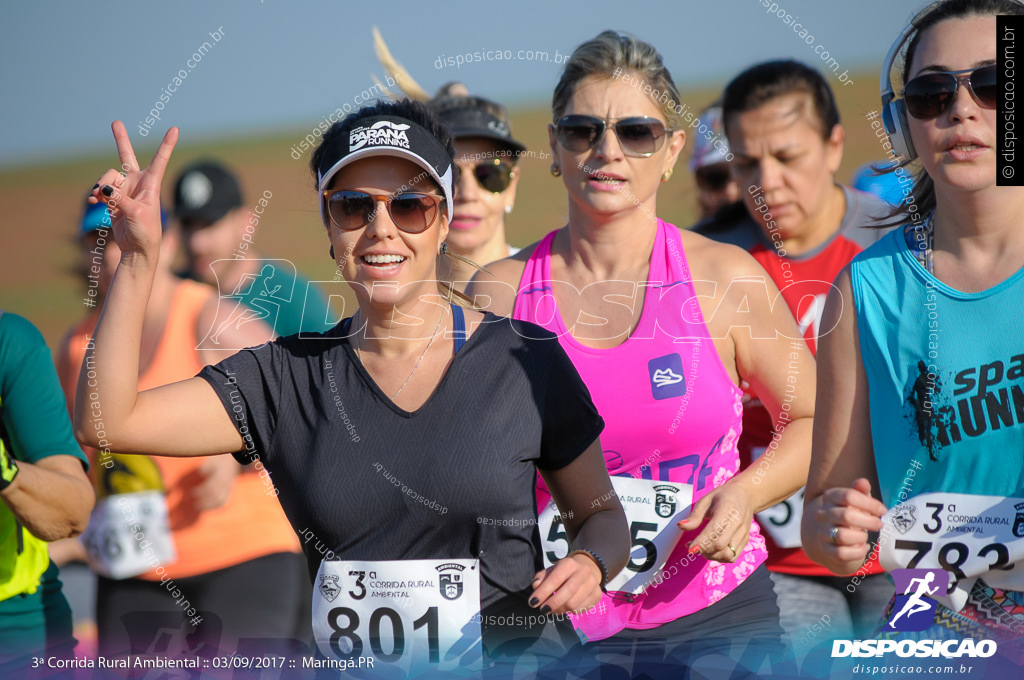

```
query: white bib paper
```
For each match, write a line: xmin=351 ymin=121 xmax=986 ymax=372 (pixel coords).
xmin=880 ymin=492 xmax=1024 ymax=612
xmin=312 ymin=558 xmax=482 ymax=678
xmin=539 ymin=476 xmax=693 ymax=595
xmin=81 ymin=491 xmax=176 ymax=580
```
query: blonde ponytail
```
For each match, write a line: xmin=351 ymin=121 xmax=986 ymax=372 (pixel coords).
xmin=372 ymin=27 xmax=431 ymax=101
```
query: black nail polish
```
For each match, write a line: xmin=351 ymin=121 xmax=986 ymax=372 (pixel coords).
xmin=529 ymin=597 xmax=538 ymax=606
xmin=540 ymin=606 xmax=551 ymax=615
xmin=101 ymin=185 xmax=114 ymax=197
xmin=92 ymin=183 xmax=99 ymax=191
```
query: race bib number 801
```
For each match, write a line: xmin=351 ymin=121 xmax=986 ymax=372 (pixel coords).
xmin=312 ymin=559 xmax=481 ymax=678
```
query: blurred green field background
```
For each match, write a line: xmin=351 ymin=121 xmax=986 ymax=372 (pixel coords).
xmin=0 ymin=72 xmax=888 ymax=350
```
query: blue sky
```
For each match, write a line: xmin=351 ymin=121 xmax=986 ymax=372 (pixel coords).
xmin=1 ymin=0 xmax=922 ymax=166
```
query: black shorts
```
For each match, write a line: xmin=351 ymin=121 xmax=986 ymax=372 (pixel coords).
xmin=96 ymin=551 xmax=311 ymax=659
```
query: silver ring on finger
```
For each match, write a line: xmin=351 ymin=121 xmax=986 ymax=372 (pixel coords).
xmin=830 ymin=527 xmax=840 ymax=544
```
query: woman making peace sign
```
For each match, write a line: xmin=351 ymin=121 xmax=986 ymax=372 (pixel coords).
xmin=75 ymin=99 xmax=628 ymax=678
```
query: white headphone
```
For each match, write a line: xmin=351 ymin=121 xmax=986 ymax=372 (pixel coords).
xmin=879 ymin=22 xmax=919 ymax=162
xmin=882 ymin=1 xmax=1024 ymax=161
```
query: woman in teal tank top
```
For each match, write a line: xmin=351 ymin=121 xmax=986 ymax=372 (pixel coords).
xmin=802 ymin=0 xmax=1024 ymax=670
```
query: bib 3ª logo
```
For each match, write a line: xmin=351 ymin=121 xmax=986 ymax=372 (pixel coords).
xmin=319 ymin=574 xmax=341 ymax=602
xmin=436 ymin=563 xmax=466 ymax=601
xmin=653 ymin=484 xmax=680 ymax=518
xmin=1013 ymin=501 xmax=1024 ymax=538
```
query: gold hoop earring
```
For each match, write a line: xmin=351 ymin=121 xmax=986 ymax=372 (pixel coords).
xmin=661 ymin=169 xmax=673 ymax=183
xmin=550 ymin=163 xmax=561 ymax=178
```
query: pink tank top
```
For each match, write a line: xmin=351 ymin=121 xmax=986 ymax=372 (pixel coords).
xmin=513 ymin=219 xmax=767 ymax=640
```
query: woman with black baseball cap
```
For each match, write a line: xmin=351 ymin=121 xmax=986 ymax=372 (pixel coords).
xmin=429 ymin=94 xmax=526 ymax=292
xmin=76 ymin=100 xmax=628 ymax=678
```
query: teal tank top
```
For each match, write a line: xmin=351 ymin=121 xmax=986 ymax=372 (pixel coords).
xmin=850 ymin=228 xmax=1024 ymax=506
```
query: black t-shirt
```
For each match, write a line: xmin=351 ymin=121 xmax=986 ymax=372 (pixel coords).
xmin=198 ymin=312 xmax=604 ymax=658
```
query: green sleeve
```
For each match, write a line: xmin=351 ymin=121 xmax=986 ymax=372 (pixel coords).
xmin=0 ymin=313 xmax=88 ymax=470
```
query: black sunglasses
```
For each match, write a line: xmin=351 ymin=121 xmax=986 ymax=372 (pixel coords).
xmin=695 ymin=166 xmax=732 ymax=192
xmin=555 ymin=115 xmax=672 ymax=157
xmin=321 ymin=190 xmax=442 ymax=233
xmin=459 ymin=158 xmax=516 ymax=193
xmin=903 ymin=64 xmax=997 ymax=120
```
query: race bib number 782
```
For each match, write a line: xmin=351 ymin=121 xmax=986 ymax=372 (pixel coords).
xmin=880 ymin=492 xmax=1024 ymax=612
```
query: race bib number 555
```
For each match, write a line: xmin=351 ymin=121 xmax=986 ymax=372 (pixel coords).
xmin=312 ymin=559 xmax=481 ymax=678
xmin=540 ymin=476 xmax=693 ymax=595
xmin=880 ymin=492 xmax=1024 ymax=612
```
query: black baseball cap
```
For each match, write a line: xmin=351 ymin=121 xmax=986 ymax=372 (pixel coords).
xmin=432 ymin=96 xmax=526 ymax=155
xmin=316 ymin=114 xmax=455 ymax=223
xmin=173 ymin=160 xmax=243 ymax=224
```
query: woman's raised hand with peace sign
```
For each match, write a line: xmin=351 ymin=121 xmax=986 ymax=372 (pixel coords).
xmin=74 ymin=121 xmax=250 ymax=460
xmin=87 ymin=121 xmax=178 ymax=258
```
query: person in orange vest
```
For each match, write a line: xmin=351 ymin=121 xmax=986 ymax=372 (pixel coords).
xmin=54 ymin=197 xmax=308 ymax=661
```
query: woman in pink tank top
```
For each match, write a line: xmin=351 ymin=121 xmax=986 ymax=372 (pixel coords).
xmin=469 ymin=31 xmax=816 ymax=678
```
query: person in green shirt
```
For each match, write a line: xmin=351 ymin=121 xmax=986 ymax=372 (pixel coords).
xmin=172 ymin=159 xmax=335 ymax=339
xmin=0 ymin=311 xmax=94 ymax=671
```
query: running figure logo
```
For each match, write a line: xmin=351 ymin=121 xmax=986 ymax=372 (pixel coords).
xmin=886 ymin=569 xmax=948 ymax=631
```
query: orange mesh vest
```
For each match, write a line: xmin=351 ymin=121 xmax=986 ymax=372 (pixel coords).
xmin=60 ymin=280 xmax=298 ymax=580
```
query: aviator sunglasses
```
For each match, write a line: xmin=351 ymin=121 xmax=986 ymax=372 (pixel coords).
xmin=903 ymin=64 xmax=997 ymax=120
xmin=321 ymin=190 xmax=442 ymax=233
xmin=458 ymin=158 xmax=516 ymax=193
xmin=554 ymin=115 xmax=672 ymax=157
